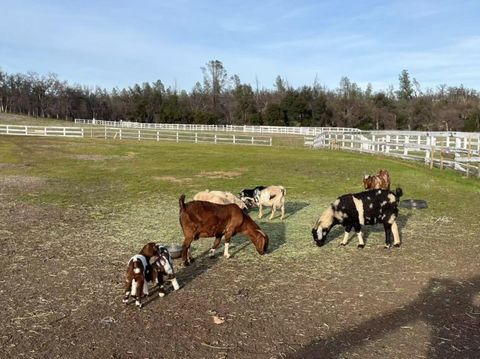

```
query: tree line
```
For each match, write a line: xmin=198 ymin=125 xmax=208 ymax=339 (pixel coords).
xmin=1 ymin=61 xmax=479 ymax=131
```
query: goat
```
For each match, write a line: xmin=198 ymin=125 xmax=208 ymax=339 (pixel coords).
xmin=238 ymin=186 xmax=267 ymax=208
xmin=178 ymin=194 xmax=269 ymax=266
xmin=312 ymin=188 xmax=403 ymax=249
xmin=123 ymin=254 xmax=149 ymax=308
xmin=363 ymin=169 xmax=391 ymax=190
xmin=140 ymin=242 xmax=180 ymax=295
xmin=193 ymin=190 xmax=247 ymax=210
xmin=255 ymin=185 xmax=286 ymax=220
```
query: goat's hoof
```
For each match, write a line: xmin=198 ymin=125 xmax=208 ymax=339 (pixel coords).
xmin=135 ymin=301 xmax=142 ymax=308
xmin=340 ymin=242 xmax=347 ymax=246
xmin=158 ymin=291 xmax=166 ymax=298
xmin=393 ymin=243 xmax=401 ymax=248
xmin=224 ymin=254 xmax=231 ymax=259
xmin=122 ymin=299 xmax=129 ymax=305
xmin=357 ymin=244 xmax=365 ymax=249
xmin=384 ymin=244 xmax=392 ymax=249
xmin=183 ymin=261 xmax=190 ymax=267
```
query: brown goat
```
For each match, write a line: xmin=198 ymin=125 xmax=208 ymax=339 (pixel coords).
xmin=363 ymin=169 xmax=391 ymax=190
xmin=178 ymin=194 xmax=269 ymax=266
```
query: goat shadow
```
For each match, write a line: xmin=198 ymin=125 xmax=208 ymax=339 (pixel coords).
xmin=247 ymin=201 xmax=309 ymax=220
xmin=316 ymin=211 xmax=413 ymax=247
xmin=287 ymin=275 xmax=480 ymax=358
xmin=172 ymin=218 xmax=286 ymax=290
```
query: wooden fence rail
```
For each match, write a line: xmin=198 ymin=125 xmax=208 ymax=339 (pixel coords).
xmin=0 ymin=125 xmax=272 ymax=146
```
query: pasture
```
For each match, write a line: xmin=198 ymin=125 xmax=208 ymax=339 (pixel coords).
xmin=1 ymin=132 xmax=479 ymax=358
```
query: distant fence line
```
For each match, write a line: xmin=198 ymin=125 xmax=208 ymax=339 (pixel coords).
xmin=74 ymin=118 xmax=359 ymax=136
xmin=309 ymin=130 xmax=480 ymax=177
xmin=0 ymin=125 xmax=272 ymax=146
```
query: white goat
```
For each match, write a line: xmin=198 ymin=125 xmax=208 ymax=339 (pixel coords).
xmin=193 ymin=190 xmax=247 ymax=210
xmin=256 ymin=185 xmax=286 ymax=220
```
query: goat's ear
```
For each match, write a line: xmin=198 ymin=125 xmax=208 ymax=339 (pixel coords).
xmin=256 ymin=229 xmax=266 ymax=237
xmin=364 ymin=174 xmax=369 ymax=179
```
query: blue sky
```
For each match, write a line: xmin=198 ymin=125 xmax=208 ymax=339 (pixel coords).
xmin=1 ymin=0 xmax=479 ymax=91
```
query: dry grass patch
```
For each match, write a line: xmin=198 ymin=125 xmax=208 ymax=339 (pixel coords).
xmin=196 ymin=170 xmax=243 ymax=179
xmin=0 ymin=175 xmax=48 ymax=193
xmin=153 ymin=176 xmax=193 ymax=184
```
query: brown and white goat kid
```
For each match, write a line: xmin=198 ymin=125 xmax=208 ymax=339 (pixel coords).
xmin=312 ymin=188 xmax=403 ymax=249
xmin=363 ymin=169 xmax=391 ymax=190
xmin=179 ymin=194 xmax=269 ymax=266
xmin=123 ymin=254 xmax=149 ymax=308
xmin=140 ymin=243 xmax=180 ymax=296
xmin=256 ymin=185 xmax=286 ymax=220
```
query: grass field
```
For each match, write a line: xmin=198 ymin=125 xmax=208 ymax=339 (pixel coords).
xmin=1 ymin=123 xmax=479 ymax=358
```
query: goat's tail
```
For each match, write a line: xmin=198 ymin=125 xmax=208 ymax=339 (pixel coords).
xmin=394 ymin=187 xmax=403 ymax=200
xmin=179 ymin=194 xmax=187 ymax=212
xmin=280 ymin=186 xmax=286 ymax=197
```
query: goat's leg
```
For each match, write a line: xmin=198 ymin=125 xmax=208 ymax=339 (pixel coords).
xmin=156 ymin=271 xmax=166 ymax=297
xmin=383 ymin=222 xmax=393 ymax=248
xmin=123 ymin=274 xmax=133 ymax=304
xmin=391 ymin=221 xmax=401 ymax=247
xmin=181 ymin=236 xmax=194 ymax=266
xmin=209 ymin=235 xmax=222 ymax=258
xmin=280 ymin=203 xmax=285 ymax=221
xmin=134 ymin=277 xmax=144 ymax=308
xmin=269 ymin=204 xmax=276 ymax=220
xmin=340 ymin=226 xmax=353 ymax=246
xmin=355 ymin=225 xmax=365 ymax=248
xmin=223 ymin=235 xmax=233 ymax=259
xmin=258 ymin=204 xmax=263 ymax=218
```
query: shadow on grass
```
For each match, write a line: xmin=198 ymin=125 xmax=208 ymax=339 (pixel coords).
xmin=287 ymin=275 xmax=480 ymax=358
xmin=313 ymin=211 xmax=414 ymax=248
xmin=247 ymin=201 xmax=309 ymax=220
xmin=173 ymin=218 xmax=286 ymax=289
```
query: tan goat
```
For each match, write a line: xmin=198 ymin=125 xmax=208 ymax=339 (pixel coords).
xmin=256 ymin=185 xmax=286 ymax=220
xmin=193 ymin=190 xmax=247 ymax=210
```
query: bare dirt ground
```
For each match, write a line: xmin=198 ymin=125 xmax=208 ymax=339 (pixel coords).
xmin=1 ymin=190 xmax=479 ymax=359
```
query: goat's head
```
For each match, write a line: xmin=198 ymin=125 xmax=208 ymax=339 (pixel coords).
xmin=251 ymin=229 xmax=269 ymax=255
xmin=312 ymin=206 xmax=337 ymax=246
xmin=363 ymin=175 xmax=373 ymax=189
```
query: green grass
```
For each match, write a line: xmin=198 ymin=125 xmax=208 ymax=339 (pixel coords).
xmin=1 ymin=110 xmax=479 ymax=260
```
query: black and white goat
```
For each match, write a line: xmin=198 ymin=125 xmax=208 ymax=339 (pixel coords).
xmin=239 ymin=186 xmax=267 ymax=208
xmin=312 ymin=188 xmax=403 ymax=248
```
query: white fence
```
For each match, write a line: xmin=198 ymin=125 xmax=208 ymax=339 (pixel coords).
xmin=0 ymin=125 xmax=272 ymax=146
xmin=310 ymin=130 xmax=480 ymax=176
xmin=74 ymin=118 xmax=359 ymax=136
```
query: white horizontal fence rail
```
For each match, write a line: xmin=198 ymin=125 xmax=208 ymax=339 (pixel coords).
xmin=311 ymin=130 xmax=480 ymax=177
xmin=74 ymin=118 xmax=359 ymax=136
xmin=0 ymin=124 xmax=84 ymax=137
xmin=0 ymin=124 xmax=272 ymax=146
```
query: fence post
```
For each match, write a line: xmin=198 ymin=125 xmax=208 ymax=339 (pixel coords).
xmin=269 ymin=137 xmax=272 ymax=146
xmin=195 ymin=133 xmax=198 ymax=143
xmin=233 ymin=135 xmax=236 ymax=144
xmin=119 ymin=128 xmax=122 ymax=140
xmin=6 ymin=125 xmax=9 ymax=135
xmin=404 ymin=136 xmax=409 ymax=156
xmin=215 ymin=134 xmax=217 ymax=144
xmin=156 ymin=131 xmax=159 ymax=142
xmin=104 ymin=127 xmax=107 ymax=139
xmin=81 ymin=128 xmax=84 ymax=138
xmin=251 ymin=136 xmax=254 ymax=145
xmin=176 ymin=132 xmax=179 ymax=143
xmin=63 ymin=127 xmax=66 ymax=137
xmin=138 ymin=130 xmax=141 ymax=141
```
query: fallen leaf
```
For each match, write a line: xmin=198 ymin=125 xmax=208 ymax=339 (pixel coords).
xmin=213 ymin=316 xmax=225 ymax=325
